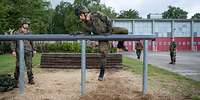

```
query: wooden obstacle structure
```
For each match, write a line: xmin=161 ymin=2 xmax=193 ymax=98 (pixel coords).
xmin=40 ymin=53 xmax=122 ymax=69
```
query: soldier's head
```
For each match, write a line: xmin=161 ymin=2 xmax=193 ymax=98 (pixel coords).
xmin=75 ymin=5 xmax=89 ymax=21
xmin=19 ymin=18 xmax=30 ymax=33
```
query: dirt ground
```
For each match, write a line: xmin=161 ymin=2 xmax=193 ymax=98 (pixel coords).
xmin=0 ymin=68 xmax=185 ymax=100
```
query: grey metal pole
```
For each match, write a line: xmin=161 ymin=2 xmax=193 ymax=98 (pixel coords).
xmin=19 ymin=40 xmax=25 ymax=95
xmin=81 ymin=40 xmax=86 ymax=95
xmin=142 ymin=40 xmax=148 ymax=95
xmin=191 ymin=21 xmax=194 ymax=51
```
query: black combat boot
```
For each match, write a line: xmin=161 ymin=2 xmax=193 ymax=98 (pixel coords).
xmin=98 ymin=65 xmax=105 ymax=81
xmin=28 ymin=79 xmax=35 ymax=85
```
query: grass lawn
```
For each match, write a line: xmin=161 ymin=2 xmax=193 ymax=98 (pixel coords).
xmin=123 ymin=57 xmax=200 ymax=99
xmin=0 ymin=54 xmax=41 ymax=75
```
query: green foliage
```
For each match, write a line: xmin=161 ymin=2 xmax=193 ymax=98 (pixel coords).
xmin=162 ymin=6 xmax=188 ymax=19
xmin=0 ymin=0 xmax=50 ymax=33
xmin=191 ymin=13 xmax=200 ymax=19
xmin=0 ymin=42 xmax=11 ymax=54
xmin=51 ymin=0 xmax=117 ymax=34
xmin=118 ymin=9 xmax=140 ymax=19
xmin=35 ymin=41 xmax=116 ymax=53
xmin=35 ymin=42 xmax=81 ymax=53
xmin=88 ymin=3 xmax=117 ymax=18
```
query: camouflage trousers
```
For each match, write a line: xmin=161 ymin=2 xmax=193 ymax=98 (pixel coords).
xmin=170 ymin=51 xmax=176 ymax=63
xmin=136 ymin=49 xmax=142 ymax=59
xmin=14 ymin=51 xmax=34 ymax=82
xmin=98 ymin=41 xmax=109 ymax=78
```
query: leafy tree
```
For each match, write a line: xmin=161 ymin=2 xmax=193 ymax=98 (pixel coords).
xmin=191 ymin=13 xmax=200 ymax=19
xmin=0 ymin=0 xmax=50 ymax=33
xmin=73 ymin=0 xmax=117 ymax=18
xmin=52 ymin=1 xmax=67 ymax=34
xmin=88 ymin=3 xmax=117 ymax=18
xmin=162 ymin=6 xmax=188 ymax=19
xmin=118 ymin=9 xmax=140 ymax=19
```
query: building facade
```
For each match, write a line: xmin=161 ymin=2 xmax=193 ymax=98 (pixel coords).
xmin=112 ymin=19 xmax=200 ymax=52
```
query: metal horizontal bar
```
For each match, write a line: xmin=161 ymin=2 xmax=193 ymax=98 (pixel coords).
xmin=0 ymin=34 xmax=156 ymax=41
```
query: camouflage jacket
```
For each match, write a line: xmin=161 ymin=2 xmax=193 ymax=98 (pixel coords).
xmin=135 ymin=42 xmax=143 ymax=50
xmin=83 ymin=11 xmax=112 ymax=35
xmin=169 ymin=41 xmax=176 ymax=52
xmin=10 ymin=31 xmax=35 ymax=52
xmin=0 ymin=74 xmax=16 ymax=92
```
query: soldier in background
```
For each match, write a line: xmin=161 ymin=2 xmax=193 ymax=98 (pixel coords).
xmin=169 ymin=38 xmax=176 ymax=64
xmin=135 ymin=41 xmax=143 ymax=59
xmin=11 ymin=18 xmax=36 ymax=86
xmin=75 ymin=5 xmax=128 ymax=81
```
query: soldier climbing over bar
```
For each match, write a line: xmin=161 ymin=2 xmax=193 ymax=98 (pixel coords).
xmin=75 ymin=5 xmax=128 ymax=81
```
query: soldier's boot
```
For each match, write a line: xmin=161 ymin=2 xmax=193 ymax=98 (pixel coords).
xmin=28 ymin=79 xmax=35 ymax=85
xmin=117 ymin=41 xmax=127 ymax=51
xmin=98 ymin=65 xmax=105 ymax=81
xmin=169 ymin=56 xmax=173 ymax=64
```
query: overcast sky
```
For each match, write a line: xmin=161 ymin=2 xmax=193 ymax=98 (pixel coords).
xmin=50 ymin=0 xmax=200 ymax=18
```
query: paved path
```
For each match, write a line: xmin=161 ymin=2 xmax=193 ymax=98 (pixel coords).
xmin=125 ymin=52 xmax=200 ymax=81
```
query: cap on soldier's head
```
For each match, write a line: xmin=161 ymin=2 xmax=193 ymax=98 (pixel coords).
xmin=75 ymin=5 xmax=89 ymax=16
xmin=19 ymin=18 xmax=30 ymax=27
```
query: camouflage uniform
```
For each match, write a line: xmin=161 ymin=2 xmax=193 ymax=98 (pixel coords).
xmin=135 ymin=41 xmax=143 ymax=59
xmin=75 ymin=6 xmax=128 ymax=80
xmin=83 ymin=11 xmax=112 ymax=79
xmin=11 ymin=32 xmax=34 ymax=83
xmin=169 ymin=41 xmax=176 ymax=64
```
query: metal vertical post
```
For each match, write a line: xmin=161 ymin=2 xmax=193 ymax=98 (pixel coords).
xmin=152 ymin=20 xmax=156 ymax=51
xmin=132 ymin=20 xmax=135 ymax=50
xmin=142 ymin=40 xmax=148 ymax=95
xmin=171 ymin=20 xmax=175 ymax=38
xmin=19 ymin=40 xmax=25 ymax=95
xmin=191 ymin=21 xmax=194 ymax=51
xmin=81 ymin=40 xmax=86 ymax=95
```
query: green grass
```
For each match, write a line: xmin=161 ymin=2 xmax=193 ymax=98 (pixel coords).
xmin=123 ymin=57 xmax=200 ymax=99
xmin=0 ymin=54 xmax=41 ymax=75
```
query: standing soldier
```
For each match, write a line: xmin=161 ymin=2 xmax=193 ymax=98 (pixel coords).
xmin=11 ymin=18 xmax=36 ymax=86
xmin=75 ymin=6 xmax=128 ymax=81
xmin=169 ymin=38 xmax=176 ymax=64
xmin=135 ymin=41 xmax=143 ymax=59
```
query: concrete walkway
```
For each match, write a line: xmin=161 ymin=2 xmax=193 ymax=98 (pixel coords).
xmin=124 ymin=51 xmax=200 ymax=81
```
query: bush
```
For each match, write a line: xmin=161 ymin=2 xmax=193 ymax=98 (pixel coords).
xmin=0 ymin=42 xmax=11 ymax=55
xmin=35 ymin=41 xmax=117 ymax=53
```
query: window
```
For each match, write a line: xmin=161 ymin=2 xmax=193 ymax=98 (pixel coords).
xmin=163 ymin=42 xmax=166 ymax=46
xmin=183 ymin=42 xmax=186 ymax=45
xmin=159 ymin=42 xmax=162 ymax=45
xmin=178 ymin=42 xmax=181 ymax=45
xmin=187 ymin=42 xmax=190 ymax=45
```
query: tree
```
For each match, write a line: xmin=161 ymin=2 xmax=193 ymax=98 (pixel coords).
xmin=0 ymin=0 xmax=50 ymax=33
xmin=162 ymin=6 xmax=188 ymax=19
xmin=118 ymin=9 xmax=140 ymax=19
xmin=73 ymin=0 xmax=117 ymax=18
xmin=88 ymin=4 xmax=117 ymax=18
xmin=191 ymin=13 xmax=200 ymax=19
